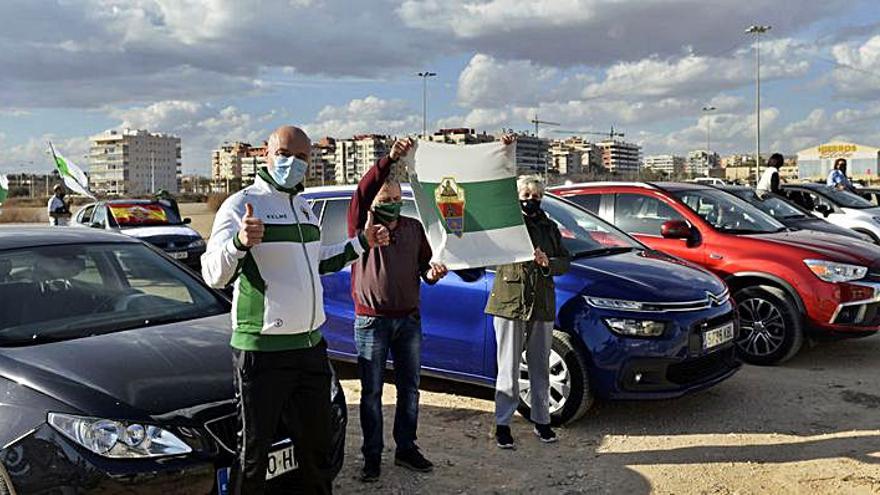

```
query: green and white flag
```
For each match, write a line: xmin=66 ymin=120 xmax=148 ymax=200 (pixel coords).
xmin=49 ymin=142 xmax=94 ymax=199
xmin=405 ymin=140 xmax=534 ymax=269
xmin=0 ymin=174 xmax=8 ymax=204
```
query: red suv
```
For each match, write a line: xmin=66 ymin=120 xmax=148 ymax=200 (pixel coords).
xmin=550 ymin=182 xmax=880 ymax=365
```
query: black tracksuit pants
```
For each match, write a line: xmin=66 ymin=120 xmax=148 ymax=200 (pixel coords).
xmin=230 ymin=340 xmax=333 ymax=495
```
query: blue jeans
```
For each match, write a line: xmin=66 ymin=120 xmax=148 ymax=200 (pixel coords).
xmin=354 ymin=313 xmax=422 ymax=460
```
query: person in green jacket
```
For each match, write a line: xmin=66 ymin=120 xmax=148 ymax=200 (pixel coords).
xmin=485 ymin=175 xmax=571 ymax=449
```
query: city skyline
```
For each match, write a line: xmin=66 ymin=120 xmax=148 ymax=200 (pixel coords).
xmin=1 ymin=0 xmax=878 ymax=175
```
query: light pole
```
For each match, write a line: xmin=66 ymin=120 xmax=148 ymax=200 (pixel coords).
xmin=702 ymin=106 xmax=716 ymax=177
xmin=746 ymin=24 xmax=771 ymax=185
xmin=417 ymin=71 xmax=437 ymax=138
xmin=150 ymin=150 xmax=155 ymax=194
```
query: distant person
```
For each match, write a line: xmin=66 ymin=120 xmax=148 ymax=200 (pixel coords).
xmin=827 ymin=158 xmax=854 ymax=192
xmin=47 ymin=185 xmax=71 ymax=226
xmin=757 ymin=153 xmax=784 ymax=195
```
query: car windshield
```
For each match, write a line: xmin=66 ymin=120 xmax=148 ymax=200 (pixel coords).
xmin=732 ymin=189 xmax=808 ymax=220
xmin=673 ymin=188 xmax=786 ymax=234
xmin=109 ymin=202 xmax=183 ymax=227
xmin=542 ymin=195 xmax=644 ymax=257
xmin=814 ymin=187 xmax=875 ymax=209
xmin=0 ymin=243 xmax=228 ymax=346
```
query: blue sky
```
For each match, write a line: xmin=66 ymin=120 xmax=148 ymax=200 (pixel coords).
xmin=1 ymin=0 xmax=878 ymax=175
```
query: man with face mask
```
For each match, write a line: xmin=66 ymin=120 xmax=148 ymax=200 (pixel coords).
xmin=47 ymin=184 xmax=71 ymax=226
xmin=202 ymin=126 xmax=389 ymax=495
xmin=346 ymin=137 xmax=449 ymax=482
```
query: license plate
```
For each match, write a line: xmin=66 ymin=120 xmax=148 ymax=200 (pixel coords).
xmin=703 ymin=322 xmax=735 ymax=350
xmin=170 ymin=251 xmax=188 ymax=259
xmin=216 ymin=444 xmax=297 ymax=494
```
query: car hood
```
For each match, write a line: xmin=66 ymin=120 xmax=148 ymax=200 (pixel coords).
xmin=786 ymin=217 xmax=866 ymax=240
xmin=750 ymin=230 xmax=880 ymax=265
xmin=0 ymin=314 xmax=233 ymax=421
xmin=563 ymin=249 xmax=726 ymax=302
xmin=120 ymin=225 xmax=200 ymax=239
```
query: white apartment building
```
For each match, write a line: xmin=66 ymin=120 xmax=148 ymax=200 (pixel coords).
xmin=90 ymin=129 xmax=181 ymax=195
xmin=550 ymin=137 xmax=603 ymax=175
xmin=309 ymin=137 xmax=336 ymax=185
xmin=428 ymin=128 xmax=495 ymax=145
xmin=687 ymin=150 xmax=720 ymax=177
xmin=334 ymin=134 xmax=392 ymax=184
xmin=644 ymin=154 xmax=686 ymax=176
xmin=514 ymin=133 xmax=551 ymax=176
xmin=597 ymin=139 xmax=641 ymax=174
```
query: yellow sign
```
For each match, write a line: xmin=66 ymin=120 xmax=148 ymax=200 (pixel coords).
xmin=818 ymin=143 xmax=858 ymax=159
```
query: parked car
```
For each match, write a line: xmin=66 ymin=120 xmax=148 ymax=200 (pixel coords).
xmin=855 ymin=187 xmax=880 ymax=207
xmin=689 ymin=177 xmax=726 ymax=187
xmin=0 ymin=226 xmax=347 ymax=494
xmin=550 ymin=182 xmax=880 ymax=366
xmin=717 ymin=185 xmax=871 ymax=241
xmin=303 ymin=186 xmax=740 ymax=425
xmin=73 ymin=199 xmax=206 ymax=270
xmin=780 ymin=183 xmax=880 ymax=243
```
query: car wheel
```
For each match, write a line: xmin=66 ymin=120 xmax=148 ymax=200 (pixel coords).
xmin=516 ymin=330 xmax=593 ymax=426
xmin=734 ymin=286 xmax=804 ymax=365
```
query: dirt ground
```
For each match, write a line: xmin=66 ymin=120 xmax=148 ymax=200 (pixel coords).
xmin=330 ymin=336 xmax=880 ymax=495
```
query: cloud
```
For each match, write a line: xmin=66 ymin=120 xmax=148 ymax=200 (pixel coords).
xmin=456 ymin=54 xmax=561 ymax=107
xmin=303 ymin=96 xmax=421 ymax=138
xmin=830 ymin=35 xmax=880 ymax=100
xmin=773 ymin=104 xmax=880 ymax=151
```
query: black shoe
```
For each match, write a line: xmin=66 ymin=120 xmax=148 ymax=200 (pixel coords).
xmin=533 ymin=424 xmax=558 ymax=443
xmin=360 ymin=458 xmax=381 ymax=482
xmin=394 ymin=447 xmax=434 ymax=473
xmin=495 ymin=425 xmax=515 ymax=449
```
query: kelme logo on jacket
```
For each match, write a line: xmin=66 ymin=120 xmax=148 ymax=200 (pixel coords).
xmin=266 ymin=212 xmax=289 ymax=220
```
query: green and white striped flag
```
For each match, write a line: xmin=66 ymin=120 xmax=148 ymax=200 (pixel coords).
xmin=49 ymin=142 xmax=94 ymax=199
xmin=406 ymin=140 xmax=534 ymax=269
xmin=0 ymin=174 xmax=8 ymax=204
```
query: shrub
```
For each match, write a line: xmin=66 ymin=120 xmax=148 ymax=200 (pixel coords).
xmin=207 ymin=193 xmax=230 ymax=212
xmin=0 ymin=207 xmax=43 ymax=223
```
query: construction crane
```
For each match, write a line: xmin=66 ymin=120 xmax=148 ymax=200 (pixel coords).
xmin=528 ymin=115 xmax=560 ymax=182
xmin=553 ymin=125 xmax=625 ymax=140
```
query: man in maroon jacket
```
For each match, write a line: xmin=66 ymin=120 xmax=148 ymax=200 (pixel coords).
xmin=347 ymin=138 xmax=448 ymax=482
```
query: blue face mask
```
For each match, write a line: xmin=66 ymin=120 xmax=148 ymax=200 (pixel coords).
xmin=270 ymin=155 xmax=308 ymax=188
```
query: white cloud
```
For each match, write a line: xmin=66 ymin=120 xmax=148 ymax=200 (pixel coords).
xmin=304 ymin=96 xmax=422 ymax=139
xmin=457 ymin=54 xmax=561 ymax=107
xmin=830 ymin=35 xmax=880 ymax=100
xmin=773 ymin=104 xmax=880 ymax=152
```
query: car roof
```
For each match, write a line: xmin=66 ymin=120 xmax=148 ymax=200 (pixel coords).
xmin=303 ymin=184 xmax=414 ymax=199
xmin=715 ymin=185 xmax=751 ymax=192
xmin=549 ymin=181 xmax=657 ymax=191
xmin=784 ymin=182 xmax=826 ymax=190
xmin=104 ymin=199 xmax=163 ymax=205
xmin=0 ymin=225 xmax=138 ymax=250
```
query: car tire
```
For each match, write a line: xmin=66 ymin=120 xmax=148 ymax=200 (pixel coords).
xmin=516 ymin=330 xmax=593 ymax=426
xmin=734 ymin=285 xmax=804 ymax=365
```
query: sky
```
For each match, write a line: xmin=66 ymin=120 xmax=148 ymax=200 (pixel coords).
xmin=1 ymin=0 xmax=879 ymax=175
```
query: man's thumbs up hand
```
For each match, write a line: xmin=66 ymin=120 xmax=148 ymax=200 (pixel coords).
xmin=364 ymin=211 xmax=390 ymax=248
xmin=237 ymin=202 xmax=264 ymax=248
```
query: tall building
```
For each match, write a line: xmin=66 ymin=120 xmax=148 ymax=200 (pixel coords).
xmin=687 ymin=150 xmax=720 ymax=177
xmin=211 ymin=141 xmax=267 ymax=192
xmin=513 ymin=133 xmax=551 ymax=176
xmin=242 ymin=144 xmax=267 ymax=186
xmin=428 ymin=128 xmax=495 ymax=145
xmin=334 ymin=134 xmax=392 ymax=185
xmin=90 ymin=129 xmax=181 ymax=195
xmin=180 ymin=175 xmax=213 ymax=195
xmin=549 ymin=137 xmax=603 ymax=176
xmin=644 ymin=155 xmax=686 ymax=176
xmin=596 ymin=139 xmax=641 ymax=174
xmin=309 ymin=137 xmax=336 ymax=185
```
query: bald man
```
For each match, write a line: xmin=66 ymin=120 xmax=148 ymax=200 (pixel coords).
xmin=202 ymin=126 xmax=389 ymax=494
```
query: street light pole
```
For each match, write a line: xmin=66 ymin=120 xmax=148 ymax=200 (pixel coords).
xmin=702 ymin=106 xmax=716 ymax=177
xmin=746 ymin=24 xmax=771 ymax=185
xmin=417 ymin=71 xmax=437 ymax=138
xmin=150 ymin=150 xmax=155 ymax=194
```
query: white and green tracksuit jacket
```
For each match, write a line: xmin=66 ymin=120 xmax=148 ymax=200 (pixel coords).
xmin=202 ymin=169 xmax=367 ymax=352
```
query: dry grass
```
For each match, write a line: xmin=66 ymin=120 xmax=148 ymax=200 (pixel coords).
xmin=0 ymin=207 xmax=43 ymax=223
xmin=207 ymin=193 xmax=229 ymax=212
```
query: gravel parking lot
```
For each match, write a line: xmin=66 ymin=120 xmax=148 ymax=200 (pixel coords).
xmin=331 ymin=336 xmax=880 ymax=494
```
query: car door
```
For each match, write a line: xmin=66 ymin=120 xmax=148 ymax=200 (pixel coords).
xmin=398 ymin=200 xmax=490 ymax=377
xmin=611 ymin=192 xmax=705 ymax=264
xmin=315 ymin=197 xmax=359 ymax=356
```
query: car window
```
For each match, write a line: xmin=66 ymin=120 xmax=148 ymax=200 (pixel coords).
xmin=566 ymin=194 xmax=600 ymax=214
xmin=674 ymin=189 xmax=785 ymax=234
xmin=0 ymin=243 xmax=228 ymax=346
xmin=108 ymin=202 xmax=183 ymax=227
xmin=614 ymin=193 xmax=685 ymax=236
xmin=78 ymin=205 xmax=95 ymax=224
xmin=92 ymin=205 xmax=107 ymax=227
xmin=310 ymin=200 xmax=325 ymax=221
xmin=735 ymin=190 xmax=807 ymax=220
xmin=320 ymin=199 xmax=350 ymax=246
xmin=543 ymin=196 xmax=642 ymax=254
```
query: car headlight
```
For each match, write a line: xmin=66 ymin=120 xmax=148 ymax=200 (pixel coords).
xmin=803 ymin=259 xmax=868 ymax=283
xmin=48 ymin=412 xmax=192 ymax=458
xmin=603 ymin=318 xmax=666 ymax=337
xmin=585 ymin=296 xmax=643 ymax=311
xmin=186 ymin=238 xmax=206 ymax=249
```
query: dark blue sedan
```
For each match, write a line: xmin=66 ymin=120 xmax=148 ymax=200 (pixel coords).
xmin=304 ymin=186 xmax=740 ymax=425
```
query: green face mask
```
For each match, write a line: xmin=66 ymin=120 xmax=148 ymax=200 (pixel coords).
xmin=372 ymin=201 xmax=403 ymax=223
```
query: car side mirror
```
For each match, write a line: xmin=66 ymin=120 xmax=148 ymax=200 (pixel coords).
xmin=661 ymin=220 xmax=692 ymax=240
xmin=183 ymin=217 xmax=192 ymax=225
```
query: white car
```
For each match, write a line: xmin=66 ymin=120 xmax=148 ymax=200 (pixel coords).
xmin=781 ymin=183 xmax=880 ymax=244
xmin=689 ymin=177 xmax=727 ymax=187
